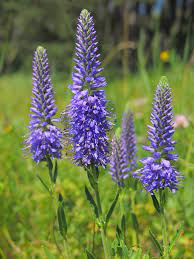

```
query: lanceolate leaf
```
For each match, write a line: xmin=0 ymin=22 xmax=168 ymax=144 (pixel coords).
xmin=149 ymin=229 xmax=163 ymax=256
xmin=151 ymin=194 xmax=160 ymax=214
xmin=85 ymin=186 xmax=99 ymax=218
xmin=169 ymin=224 xmax=184 ymax=253
xmin=36 ymin=174 xmax=50 ymax=193
xmin=105 ymin=191 xmax=120 ymax=231
xmin=121 ymin=215 xmax=126 ymax=234
xmin=131 ymin=212 xmax=139 ymax=231
xmin=46 ymin=156 xmax=53 ymax=181
xmin=53 ymin=160 xmax=58 ymax=183
xmin=86 ymin=168 xmax=97 ymax=190
xmin=57 ymin=199 xmax=67 ymax=239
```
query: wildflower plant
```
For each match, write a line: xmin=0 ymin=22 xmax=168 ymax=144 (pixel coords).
xmin=65 ymin=9 xmax=119 ymax=258
xmin=121 ymin=110 xmax=137 ymax=171
xmin=109 ymin=110 xmax=139 ymax=247
xmin=67 ymin=9 xmax=111 ymax=168
xmin=109 ymin=110 xmax=137 ymax=187
xmin=134 ymin=76 xmax=183 ymax=258
xmin=25 ymin=46 xmax=62 ymax=163
xmin=25 ymin=46 xmax=69 ymax=258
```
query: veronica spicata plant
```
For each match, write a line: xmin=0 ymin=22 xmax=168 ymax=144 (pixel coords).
xmin=25 ymin=46 xmax=69 ymax=258
xmin=25 ymin=46 xmax=62 ymax=163
xmin=133 ymin=77 xmax=181 ymax=193
xmin=109 ymin=110 xmax=139 ymax=248
xmin=67 ymin=9 xmax=111 ymax=168
xmin=134 ymin=76 xmax=183 ymax=258
xmin=65 ymin=9 xmax=116 ymax=258
xmin=121 ymin=110 xmax=137 ymax=171
xmin=109 ymin=111 xmax=137 ymax=187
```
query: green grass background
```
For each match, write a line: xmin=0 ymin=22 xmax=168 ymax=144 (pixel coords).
xmin=0 ymin=58 xmax=194 ymax=258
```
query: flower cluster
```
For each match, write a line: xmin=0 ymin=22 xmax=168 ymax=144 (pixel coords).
xmin=109 ymin=136 xmax=129 ymax=187
xmin=121 ymin=110 xmax=137 ymax=170
xmin=67 ymin=9 xmax=111 ymax=167
xmin=133 ymin=77 xmax=182 ymax=193
xmin=25 ymin=46 xmax=62 ymax=163
xmin=109 ymin=111 xmax=137 ymax=186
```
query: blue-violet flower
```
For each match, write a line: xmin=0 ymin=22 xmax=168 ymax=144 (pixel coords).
xmin=67 ymin=9 xmax=111 ymax=167
xmin=25 ymin=46 xmax=62 ymax=163
xmin=133 ymin=77 xmax=182 ymax=193
xmin=109 ymin=135 xmax=129 ymax=187
xmin=121 ymin=110 xmax=137 ymax=171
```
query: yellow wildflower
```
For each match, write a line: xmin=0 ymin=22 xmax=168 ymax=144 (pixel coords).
xmin=160 ymin=50 xmax=169 ymax=62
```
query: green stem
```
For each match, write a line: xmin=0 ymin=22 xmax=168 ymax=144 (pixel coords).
xmin=92 ymin=167 xmax=111 ymax=259
xmin=100 ymin=227 xmax=110 ymax=259
xmin=46 ymin=159 xmax=70 ymax=259
xmin=130 ymin=190 xmax=139 ymax=247
xmin=63 ymin=239 xmax=70 ymax=259
xmin=159 ymin=190 xmax=169 ymax=259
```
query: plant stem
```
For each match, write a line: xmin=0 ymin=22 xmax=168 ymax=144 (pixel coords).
xmin=100 ymin=227 xmax=110 ymax=259
xmin=46 ymin=159 xmax=70 ymax=259
xmin=130 ymin=190 xmax=139 ymax=247
xmin=92 ymin=167 xmax=111 ymax=259
xmin=159 ymin=190 xmax=169 ymax=259
xmin=63 ymin=239 xmax=70 ymax=259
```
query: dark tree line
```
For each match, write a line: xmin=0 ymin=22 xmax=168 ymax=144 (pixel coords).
xmin=0 ymin=0 xmax=194 ymax=74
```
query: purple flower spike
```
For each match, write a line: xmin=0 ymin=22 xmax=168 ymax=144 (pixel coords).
xmin=67 ymin=9 xmax=111 ymax=167
xmin=109 ymin=136 xmax=129 ymax=187
xmin=133 ymin=77 xmax=182 ymax=193
xmin=121 ymin=110 xmax=137 ymax=171
xmin=25 ymin=46 xmax=62 ymax=163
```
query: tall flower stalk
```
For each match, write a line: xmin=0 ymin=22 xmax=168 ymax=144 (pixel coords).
xmin=25 ymin=46 xmax=69 ymax=258
xmin=134 ymin=76 xmax=182 ymax=258
xmin=25 ymin=46 xmax=62 ymax=163
xmin=66 ymin=9 xmax=112 ymax=258
xmin=109 ymin=110 xmax=139 ymax=249
xmin=121 ymin=110 xmax=139 ymax=246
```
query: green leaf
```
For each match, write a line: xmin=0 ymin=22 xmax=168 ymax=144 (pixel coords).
xmin=36 ymin=174 xmax=50 ymax=193
xmin=116 ymin=225 xmax=122 ymax=240
xmin=57 ymin=198 xmax=67 ymax=239
xmin=53 ymin=160 xmax=58 ymax=183
xmin=169 ymin=224 xmax=184 ymax=253
xmin=131 ymin=212 xmax=139 ymax=231
xmin=149 ymin=229 xmax=163 ymax=256
xmin=151 ymin=194 xmax=160 ymax=214
xmin=85 ymin=249 xmax=96 ymax=259
xmin=121 ymin=215 xmax=126 ymax=234
xmin=46 ymin=156 xmax=53 ymax=182
xmin=43 ymin=246 xmax=56 ymax=259
xmin=86 ymin=169 xmax=97 ymax=190
xmin=85 ymin=186 xmax=99 ymax=218
xmin=58 ymin=193 xmax=64 ymax=203
xmin=105 ymin=191 xmax=120 ymax=230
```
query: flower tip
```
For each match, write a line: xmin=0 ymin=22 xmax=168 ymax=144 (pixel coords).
xmin=36 ymin=46 xmax=45 ymax=55
xmin=159 ymin=76 xmax=169 ymax=87
xmin=81 ymin=9 xmax=89 ymax=18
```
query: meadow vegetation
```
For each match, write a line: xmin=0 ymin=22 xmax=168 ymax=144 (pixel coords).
xmin=0 ymin=55 xmax=194 ymax=258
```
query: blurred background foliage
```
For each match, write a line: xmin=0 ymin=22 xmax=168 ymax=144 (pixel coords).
xmin=1 ymin=0 xmax=194 ymax=75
